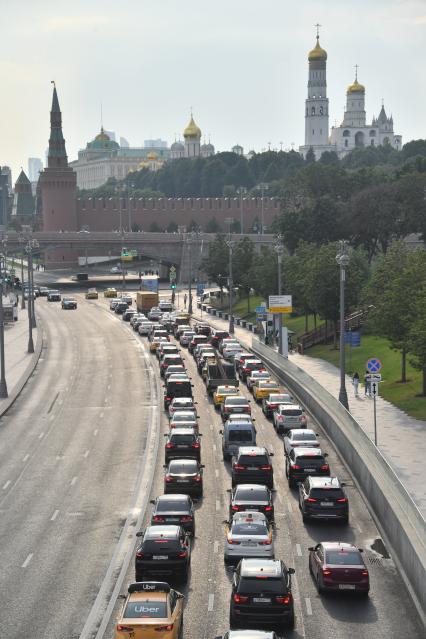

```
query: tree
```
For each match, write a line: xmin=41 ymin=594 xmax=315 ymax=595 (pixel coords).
xmin=201 ymin=234 xmax=229 ymax=289
xmin=149 ymin=222 xmax=162 ymax=232
xmin=408 ymin=289 xmax=426 ymax=396
xmin=201 ymin=159 xmax=227 ymax=196
xmin=166 ymin=221 xmax=178 ymax=233
xmin=205 ymin=217 xmax=220 ymax=233
xmin=305 ymin=147 xmax=316 ymax=164
xmin=233 ymin=237 xmax=255 ymax=313
xmin=248 ymin=246 xmax=278 ymax=300
xmin=319 ymin=151 xmax=339 ymax=166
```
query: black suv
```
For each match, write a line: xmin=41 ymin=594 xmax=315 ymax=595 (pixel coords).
xmin=150 ymin=494 xmax=195 ymax=535
xmin=164 ymin=459 xmax=204 ymax=497
xmin=164 ymin=429 xmax=201 ymax=463
xmin=135 ymin=524 xmax=191 ymax=581
xmin=164 ymin=379 xmax=193 ymax=409
xmin=285 ymin=447 xmax=330 ymax=488
xmin=229 ymin=559 xmax=295 ymax=629
xmin=210 ymin=329 xmax=229 ymax=348
xmin=231 ymin=447 xmax=274 ymax=489
xmin=229 ymin=484 xmax=274 ymax=522
xmin=299 ymin=476 xmax=348 ymax=523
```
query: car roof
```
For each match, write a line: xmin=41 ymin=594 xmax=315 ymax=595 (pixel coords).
xmin=294 ymin=447 xmax=323 ymax=456
xmin=322 ymin=541 xmax=359 ymax=551
xmin=232 ymin=511 xmax=267 ymax=524
xmin=238 ymin=446 xmax=267 ymax=455
xmin=234 ymin=484 xmax=269 ymax=494
xmin=145 ymin=525 xmax=180 ymax=539
xmin=240 ymin=559 xmax=282 ymax=578
xmin=157 ymin=494 xmax=190 ymax=503
xmin=169 ymin=428 xmax=196 ymax=436
xmin=308 ymin=476 xmax=341 ymax=488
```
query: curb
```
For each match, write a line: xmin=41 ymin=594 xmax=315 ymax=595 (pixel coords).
xmin=0 ymin=319 xmax=44 ymax=419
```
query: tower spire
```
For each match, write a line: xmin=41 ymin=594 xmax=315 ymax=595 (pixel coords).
xmin=48 ymin=82 xmax=68 ymax=168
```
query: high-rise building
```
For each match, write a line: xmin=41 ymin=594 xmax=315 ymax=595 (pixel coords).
xmin=28 ymin=158 xmax=43 ymax=182
xmin=144 ymin=139 xmax=168 ymax=149
xmin=120 ymin=136 xmax=130 ymax=148
xmin=0 ymin=167 xmax=11 ymax=226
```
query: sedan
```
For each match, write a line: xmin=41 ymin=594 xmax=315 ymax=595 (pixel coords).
xmin=47 ymin=290 xmax=61 ymax=302
xmin=150 ymin=494 xmax=195 ymax=535
xmin=284 ymin=429 xmax=319 ymax=455
xmin=169 ymin=411 xmax=199 ymax=432
xmin=308 ymin=542 xmax=369 ymax=594
xmin=164 ymin=459 xmax=204 ymax=497
xmin=262 ymin=392 xmax=294 ymax=418
xmin=221 ymin=397 xmax=251 ymax=422
xmin=224 ymin=511 xmax=274 ymax=564
xmin=247 ymin=370 xmax=270 ymax=391
xmin=229 ymin=484 xmax=274 ymax=522
xmin=61 ymin=297 xmax=77 ymax=310
xmin=138 ymin=321 xmax=154 ymax=335
xmin=180 ymin=331 xmax=196 ymax=347
xmin=85 ymin=288 xmax=98 ymax=299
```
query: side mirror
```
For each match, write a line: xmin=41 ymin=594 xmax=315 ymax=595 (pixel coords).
xmin=288 ymin=567 xmax=295 ymax=575
xmin=200 ymin=464 xmax=205 ymax=468
xmin=219 ymin=430 xmax=223 ymax=434
xmin=269 ymin=452 xmax=274 ymax=456
xmin=150 ymin=499 xmax=155 ymax=505
xmin=194 ymin=402 xmax=198 ymax=405
xmin=307 ymin=546 xmax=314 ymax=552
xmin=191 ymin=384 xmax=194 ymax=387
xmin=226 ymin=488 xmax=231 ymax=493
xmin=163 ymin=434 xmax=168 ymax=437
xmin=136 ymin=531 xmax=143 ymax=537
xmin=324 ymin=453 xmax=329 ymax=458
xmin=359 ymin=548 xmax=364 ymax=552
xmin=341 ymin=482 xmax=346 ymax=487
xmin=163 ymin=464 xmax=167 ymax=468
xmin=196 ymin=415 xmax=200 ymax=418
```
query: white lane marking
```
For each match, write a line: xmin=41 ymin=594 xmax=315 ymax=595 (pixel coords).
xmin=93 ymin=429 xmax=98 ymax=436
xmin=70 ymin=476 xmax=78 ymax=486
xmin=213 ymin=444 xmax=217 ymax=452
xmin=214 ymin=540 xmax=219 ymax=553
xmin=22 ymin=553 xmax=33 ymax=568
xmin=209 ymin=423 xmax=213 ymax=431
xmin=357 ymin=523 xmax=363 ymax=533
xmin=49 ymin=414 xmax=55 ymax=421
xmin=22 ymin=454 xmax=30 ymax=462
xmin=296 ymin=543 xmax=302 ymax=557
xmin=50 ymin=509 xmax=60 ymax=521
xmin=287 ymin=501 xmax=293 ymax=513
xmin=38 ymin=432 xmax=44 ymax=439
xmin=208 ymin=593 xmax=215 ymax=611
xmin=215 ymin=469 xmax=219 ymax=478
xmin=107 ymin=384 xmax=111 ymax=391
xmin=100 ymin=412 xmax=104 ymax=418
xmin=2 ymin=480 xmax=11 ymax=490
xmin=215 ymin=500 xmax=220 ymax=511
xmin=83 ymin=449 xmax=90 ymax=458
xmin=277 ymin=492 xmax=283 ymax=504
xmin=305 ymin=597 xmax=312 ymax=615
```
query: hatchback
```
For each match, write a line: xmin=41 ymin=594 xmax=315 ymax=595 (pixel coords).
xmin=168 ymin=397 xmax=197 ymax=418
xmin=135 ymin=525 xmax=191 ymax=581
xmin=164 ymin=459 xmax=204 ymax=497
xmin=150 ymin=494 xmax=195 ymax=535
xmin=299 ymin=476 xmax=348 ymax=523
xmin=286 ymin=447 xmax=330 ymax=487
xmin=284 ymin=429 xmax=319 ymax=456
xmin=262 ymin=393 xmax=293 ymax=418
xmin=231 ymin=447 xmax=274 ymax=488
xmin=164 ymin=429 xmax=201 ymax=462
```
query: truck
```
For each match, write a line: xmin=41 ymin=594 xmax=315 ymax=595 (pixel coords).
xmin=136 ymin=291 xmax=159 ymax=313
xmin=205 ymin=357 xmax=239 ymax=396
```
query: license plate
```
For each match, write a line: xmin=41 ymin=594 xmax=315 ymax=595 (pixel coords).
xmin=166 ymin=517 xmax=179 ymax=522
xmin=305 ymin=468 xmax=315 ymax=472
xmin=339 ymin=584 xmax=355 ymax=590
xmin=243 ymin=541 xmax=257 ymax=546
xmin=247 ymin=466 xmax=258 ymax=471
xmin=177 ymin=479 xmax=188 ymax=483
xmin=321 ymin=502 xmax=333 ymax=507
xmin=253 ymin=597 xmax=271 ymax=603
xmin=177 ymin=445 xmax=187 ymax=448
xmin=153 ymin=555 xmax=168 ymax=560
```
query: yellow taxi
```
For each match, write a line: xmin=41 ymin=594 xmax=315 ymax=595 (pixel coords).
xmin=253 ymin=380 xmax=282 ymax=403
xmin=85 ymin=288 xmax=99 ymax=300
xmin=114 ymin=581 xmax=184 ymax=639
xmin=104 ymin=287 xmax=118 ymax=298
xmin=150 ymin=336 xmax=169 ymax=353
xmin=213 ymin=384 xmax=239 ymax=409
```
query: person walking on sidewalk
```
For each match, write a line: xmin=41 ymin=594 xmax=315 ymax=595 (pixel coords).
xmin=184 ymin=293 xmax=187 ymax=308
xmin=364 ymin=370 xmax=371 ymax=397
xmin=352 ymin=371 xmax=360 ymax=397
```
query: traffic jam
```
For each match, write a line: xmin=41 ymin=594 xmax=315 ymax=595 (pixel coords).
xmin=104 ymin=293 xmax=372 ymax=639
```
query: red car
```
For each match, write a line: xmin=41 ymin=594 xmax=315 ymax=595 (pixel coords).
xmin=308 ymin=542 xmax=369 ymax=595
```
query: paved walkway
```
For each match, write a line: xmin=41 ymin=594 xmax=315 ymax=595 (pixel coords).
xmin=190 ymin=303 xmax=426 ymax=518
xmin=0 ymin=304 xmax=38 ymax=410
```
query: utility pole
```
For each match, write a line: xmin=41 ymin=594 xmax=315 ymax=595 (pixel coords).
xmin=237 ymin=186 xmax=247 ymax=234
xmin=257 ymin=183 xmax=269 ymax=234
xmin=0 ymin=254 xmax=8 ymax=398
xmin=336 ymin=240 xmax=350 ymax=410
xmin=275 ymin=235 xmax=285 ymax=355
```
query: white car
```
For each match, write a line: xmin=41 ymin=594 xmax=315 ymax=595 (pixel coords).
xmin=168 ymin=397 xmax=197 ymax=418
xmin=224 ymin=511 xmax=274 ymax=564
xmin=273 ymin=403 xmax=307 ymax=434
xmin=164 ymin=365 xmax=186 ymax=382
xmin=169 ymin=411 xmax=199 ymax=431
xmin=219 ymin=338 xmax=240 ymax=354
xmin=247 ymin=370 xmax=271 ymax=391
xmin=223 ymin=345 xmax=243 ymax=361
xmin=180 ymin=331 xmax=196 ymax=347
xmin=148 ymin=307 xmax=162 ymax=321
xmin=138 ymin=321 xmax=154 ymax=335
xmin=284 ymin=429 xmax=319 ymax=456
xmin=119 ymin=294 xmax=132 ymax=305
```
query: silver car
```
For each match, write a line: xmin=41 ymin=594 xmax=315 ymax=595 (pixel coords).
xmin=224 ymin=511 xmax=274 ymax=564
xmin=273 ymin=403 xmax=307 ymax=434
xmin=169 ymin=411 xmax=199 ymax=431
xmin=180 ymin=331 xmax=196 ymax=347
xmin=247 ymin=370 xmax=271 ymax=391
xmin=138 ymin=321 xmax=154 ymax=335
xmin=284 ymin=428 xmax=319 ymax=456
xmin=168 ymin=397 xmax=197 ymax=418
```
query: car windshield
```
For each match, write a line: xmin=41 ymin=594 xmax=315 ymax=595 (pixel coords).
xmin=310 ymin=489 xmax=344 ymax=499
xmin=236 ymin=487 xmax=268 ymax=501
xmin=292 ymin=432 xmax=314 ymax=441
xmin=228 ymin=430 xmax=253 ymax=442
xmin=239 ymin=454 xmax=268 ymax=466
xmin=232 ymin=523 xmax=267 ymax=535
xmin=283 ymin=409 xmax=303 ymax=416
xmin=238 ymin=578 xmax=285 ymax=595
xmin=143 ymin=539 xmax=180 ymax=553
xmin=157 ymin=499 xmax=188 ymax=512
xmin=124 ymin=601 xmax=167 ymax=618
xmin=169 ymin=461 xmax=198 ymax=473
xmin=172 ymin=414 xmax=195 ymax=422
xmin=326 ymin=551 xmax=363 ymax=565
xmin=226 ymin=398 xmax=248 ymax=406
xmin=170 ymin=434 xmax=195 ymax=444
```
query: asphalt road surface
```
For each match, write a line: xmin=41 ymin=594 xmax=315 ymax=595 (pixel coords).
xmin=0 ymin=292 xmax=423 ymax=639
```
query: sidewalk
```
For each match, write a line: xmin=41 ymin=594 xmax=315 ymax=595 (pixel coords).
xmin=190 ymin=303 xmax=426 ymax=518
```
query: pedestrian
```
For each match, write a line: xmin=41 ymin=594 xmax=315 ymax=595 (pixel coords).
xmin=364 ymin=370 xmax=371 ymax=397
xmin=184 ymin=293 xmax=187 ymax=308
xmin=352 ymin=371 xmax=360 ymax=397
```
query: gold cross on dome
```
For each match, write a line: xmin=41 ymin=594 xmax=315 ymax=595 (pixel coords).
xmin=314 ymin=23 xmax=321 ymax=38
xmin=355 ymin=64 xmax=359 ymax=80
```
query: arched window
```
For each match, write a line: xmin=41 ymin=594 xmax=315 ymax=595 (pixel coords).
xmin=355 ymin=131 xmax=365 ymax=148
xmin=369 ymin=130 xmax=376 ymax=137
xmin=370 ymin=140 xmax=375 ymax=146
xmin=345 ymin=139 xmax=348 ymax=147
xmin=343 ymin=130 xmax=350 ymax=137
xmin=311 ymin=107 xmax=316 ymax=115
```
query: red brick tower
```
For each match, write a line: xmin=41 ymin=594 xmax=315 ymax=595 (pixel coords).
xmin=38 ymin=83 xmax=78 ymax=267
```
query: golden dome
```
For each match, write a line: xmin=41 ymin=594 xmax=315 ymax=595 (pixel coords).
xmin=183 ymin=115 xmax=201 ymax=139
xmin=95 ymin=126 xmax=110 ymax=142
xmin=147 ymin=151 xmax=158 ymax=160
xmin=308 ymin=37 xmax=327 ymax=61
xmin=347 ymin=78 xmax=365 ymax=94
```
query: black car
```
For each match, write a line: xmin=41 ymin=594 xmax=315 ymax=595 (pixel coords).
xmin=286 ymin=447 xmax=330 ymax=488
xmin=114 ymin=301 xmax=129 ymax=314
xmin=239 ymin=360 xmax=264 ymax=382
xmin=299 ymin=476 xmax=348 ymax=523
xmin=61 ymin=297 xmax=77 ymax=310
xmin=164 ymin=379 xmax=193 ymax=409
xmin=39 ymin=286 xmax=50 ymax=297
xmin=164 ymin=459 xmax=204 ymax=497
xmin=150 ymin=494 xmax=195 ymax=535
xmin=215 ymin=632 xmax=278 ymax=639
xmin=229 ymin=559 xmax=295 ymax=629
xmin=210 ymin=329 xmax=229 ymax=348
xmin=135 ymin=525 xmax=190 ymax=581
xmin=164 ymin=428 xmax=201 ymax=463
xmin=231 ymin=447 xmax=274 ymax=489
xmin=47 ymin=290 xmax=61 ymax=302
xmin=229 ymin=485 xmax=274 ymax=522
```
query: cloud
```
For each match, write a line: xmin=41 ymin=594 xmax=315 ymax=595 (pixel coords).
xmin=43 ymin=15 xmax=111 ymax=32
xmin=413 ymin=15 xmax=426 ymax=23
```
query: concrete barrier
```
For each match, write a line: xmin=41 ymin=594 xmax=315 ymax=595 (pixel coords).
xmin=251 ymin=338 xmax=426 ymax=625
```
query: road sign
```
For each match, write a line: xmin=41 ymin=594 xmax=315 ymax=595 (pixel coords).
xmin=196 ymin=283 xmax=205 ymax=296
xmin=371 ymin=381 xmax=379 ymax=396
xmin=169 ymin=266 xmax=176 ymax=282
xmin=268 ymin=295 xmax=292 ymax=313
xmin=255 ymin=306 xmax=267 ymax=313
xmin=365 ymin=373 xmax=381 ymax=382
xmin=367 ymin=357 xmax=382 ymax=373
xmin=345 ymin=330 xmax=361 ymax=347
xmin=256 ymin=313 xmax=267 ymax=321
xmin=129 ymin=249 xmax=138 ymax=256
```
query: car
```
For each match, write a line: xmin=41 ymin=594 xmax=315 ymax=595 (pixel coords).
xmin=23 ymin=288 xmax=36 ymax=300
xmin=138 ymin=321 xmax=154 ymax=335
xmin=308 ymin=542 xmax=369 ymax=595
xmin=159 ymin=301 xmax=174 ymax=312
xmin=197 ymin=350 xmax=216 ymax=372
xmin=47 ymin=290 xmax=61 ymax=302
xmin=135 ymin=525 xmax=191 ymax=581
xmin=149 ymin=329 xmax=169 ymax=343
xmin=148 ymin=307 xmax=163 ymax=321
xmin=235 ymin=352 xmax=256 ymax=372
xmin=229 ymin=559 xmax=295 ymax=629
xmin=164 ymin=459 xmax=204 ymax=497
xmin=229 ymin=484 xmax=274 ymax=522
xmin=262 ymin=393 xmax=293 ymax=418
xmin=286 ymin=447 xmax=330 ymax=487
xmin=61 ymin=297 xmax=77 ymax=309
xmin=165 ymin=366 xmax=187 ymax=383
xmin=213 ymin=385 xmax=240 ymax=409
xmin=299 ymin=476 xmax=348 ymax=523
xmin=219 ymin=338 xmax=240 ymax=355
xmin=114 ymin=581 xmax=184 ymax=639
xmin=157 ymin=343 xmax=180 ymax=360
xmin=123 ymin=308 xmax=137 ymax=322
xmin=179 ymin=331 xmax=196 ymax=347
xmin=109 ymin=298 xmax=121 ymax=310
xmin=195 ymin=323 xmax=211 ymax=336
xmin=120 ymin=294 xmax=133 ymax=306
xmin=253 ymin=381 xmax=282 ymax=404
xmin=189 ymin=334 xmax=209 ymax=354
xmin=164 ymin=379 xmax=193 ymax=409
xmin=110 ymin=265 xmax=127 ymax=274
xmin=164 ymin=428 xmax=201 ymax=462
xmin=104 ymin=287 xmax=118 ymax=298
xmin=114 ymin=301 xmax=129 ymax=315
xmin=160 ymin=354 xmax=184 ymax=377
xmin=210 ymin=329 xmax=230 ymax=348
xmin=174 ymin=323 xmax=191 ymax=339
xmin=39 ymin=286 xmax=49 ymax=297
xmin=150 ymin=336 xmax=169 ymax=354
xmin=132 ymin=316 xmax=147 ymax=331
xmin=284 ymin=429 xmax=319 ymax=456
xmin=85 ymin=288 xmax=98 ymax=299
xmin=169 ymin=411 xmax=199 ymax=432
xmin=150 ymin=494 xmax=195 ymax=535
xmin=221 ymin=396 xmax=251 ymax=422
xmin=224 ymin=511 xmax=274 ymax=565
xmin=246 ymin=370 xmax=271 ymax=391
xmin=231 ymin=447 xmax=274 ymax=488
xmin=223 ymin=345 xmax=244 ymax=361
xmin=168 ymin=397 xmax=196 ymax=418
xmin=239 ymin=359 xmax=264 ymax=382
xmin=273 ymin=403 xmax=307 ymax=434
xmin=215 ymin=632 xmax=278 ymax=639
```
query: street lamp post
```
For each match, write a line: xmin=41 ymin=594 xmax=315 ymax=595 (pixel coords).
xmin=226 ymin=236 xmax=235 ymax=334
xmin=18 ymin=235 xmax=25 ymax=310
xmin=237 ymin=187 xmax=247 ymax=234
xmin=187 ymin=235 xmax=193 ymax=315
xmin=336 ymin=241 xmax=350 ymax=410
xmin=257 ymin=183 xmax=269 ymax=234
xmin=274 ymin=235 xmax=285 ymax=355
xmin=117 ymin=189 xmax=126 ymax=293
xmin=25 ymin=242 xmax=35 ymax=354
xmin=0 ymin=258 xmax=8 ymax=398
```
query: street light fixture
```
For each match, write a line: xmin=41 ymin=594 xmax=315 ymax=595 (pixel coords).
xmin=274 ymin=234 xmax=285 ymax=355
xmin=18 ymin=234 xmax=25 ymax=310
xmin=0 ymin=241 xmax=8 ymax=398
xmin=25 ymin=239 xmax=38 ymax=353
xmin=236 ymin=187 xmax=247 ymax=234
xmin=256 ymin=183 xmax=269 ymax=234
xmin=336 ymin=240 xmax=350 ymax=410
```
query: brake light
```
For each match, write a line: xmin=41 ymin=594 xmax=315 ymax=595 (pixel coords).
xmin=300 ymin=415 xmax=307 ymax=423
xmin=264 ymin=505 xmax=272 ymax=511
xmin=233 ymin=594 xmax=249 ymax=603
xmin=233 ymin=464 xmax=245 ymax=471
xmin=166 ymin=442 xmax=174 ymax=449
xmin=135 ymin=550 xmax=144 ymax=558
xmin=276 ymin=595 xmax=291 ymax=604
xmin=260 ymin=465 xmax=272 ymax=471
xmin=165 ymin=396 xmax=171 ymax=401
xmin=180 ymin=515 xmax=193 ymax=522
xmin=292 ymin=464 xmax=301 ymax=470
xmin=153 ymin=515 xmax=165 ymax=522
xmin=231 ymin=505 xmax=240 ymax=511
xmin=336 ymin=497 xmax=347 ymax=503
xmin=362 ymin=570 xmax=369 ymax=577
xmin=322 ymin=568 xmax=332 ymax=576
xmin=306 ymin=497 xmax=317 ymax=503
xmin=117 ymin=625 xmax=135 ymax=632
xmin=269 ymin=404 xmax=277 ymax=409
xmin=179 ymin=550 xmax=188 ymax=558
xmin=192 ymin=442 xmax=200 ymax=449
xmin=165 ymin=476 xmax=174 ymax=482
xmin=259 ymin=539 xmax=272 ymax=545
xmin=193 ymin=475 xmax=202 ymax=482
xmin=321 ymin=465 xmax=329 ymax=471
xmin=155 ymin=624 xmax=173 ymax=632
xmin=227 ymin=539 xmax=241 ymax=545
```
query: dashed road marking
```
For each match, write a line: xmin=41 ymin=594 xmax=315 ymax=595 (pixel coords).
xmin=287 ymin=501 xmax=293 ymax=513
xmin=2 ymin=480 xmax=11 ymax=490
xmin=70 ymin=476 xmax=78 ymax=486
xmin=83 ymin=449 xmax=90 ymax=458
xmin=100 ymin=412 xmax=104 ymax=418
xmin=22 ymin=454 xmax=30 ymax=462
xmin=215 ymin=500 xmax=220 ymax=511
xmin=22 ymin=553 xmax=33 ymax=568
xmin=50 ymin=509 xmax=60 ymax=521
xmin=214 ymin=540 xmax=219 ymax=553
xmin=208 ymin=593 xmax=215 ymax=611
xmin=213 ymin=444 xmax=217 ymax=452
xmin=215 ymin=469 xmax=219 ymax=478
xmin=38 ymin=432 xmax=44 ymax=439
xmin=209 ymin=424 xmax=213 ymax=431
xmin=305 ymin=597 xmax=312 ymax=615
xmin=93 ymin=429 xmax=98 ymax=436
xmin=296 ymin=543 xmax=302 ymax=557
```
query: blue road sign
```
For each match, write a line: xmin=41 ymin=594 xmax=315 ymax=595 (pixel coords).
xmin=196 ymin=283 xmax=205 ymax=296
xmin=367 ymin=357 xmax=382 ymax=373
xmin=345 ymin=331 xmax=361 ymax=346
xmin=255 ymin=306 xmax=267 ymax=313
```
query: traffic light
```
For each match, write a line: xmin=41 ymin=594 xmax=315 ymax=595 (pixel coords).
xmin=171 ymin=282 xmax=177 ymax=290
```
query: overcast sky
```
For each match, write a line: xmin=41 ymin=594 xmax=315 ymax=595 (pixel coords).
xmin=1 ymin=0 xmax=425 ymax=181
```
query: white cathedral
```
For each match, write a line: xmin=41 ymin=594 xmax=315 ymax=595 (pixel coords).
xmin=299 ymin=32 xmax=402 ymax=160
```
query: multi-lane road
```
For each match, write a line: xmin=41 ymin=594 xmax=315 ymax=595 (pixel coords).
xmin=0 ymin=291 xmax=423 ymax=639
